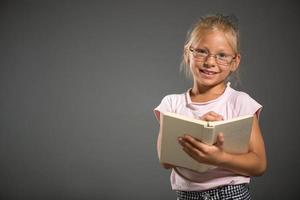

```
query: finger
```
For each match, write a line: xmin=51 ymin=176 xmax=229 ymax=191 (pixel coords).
xmin=209 ymin=111 xmax=224 ymax=120
xmin=181 ymin=135 xmax=207 ymax=152
xmin=178 ymin=136 xmax=198 ymax=150
xmin=182 ymin=145 xmax=204 ymax=162
xmin=200 ymin=112 xmax=224 ymax=121
xmin=179 ymin=138 xmax=205 ymax=160
xmin=200 ymin=114 xmax=217 ymax=121
xmin=208 ymin=111 xmax=220 ymax=117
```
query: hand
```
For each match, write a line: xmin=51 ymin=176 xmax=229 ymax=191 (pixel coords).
xmin=200 ymin=111 xmax=224 ymax=121
xmin=178 ymin=133 xmax=225 ymax=166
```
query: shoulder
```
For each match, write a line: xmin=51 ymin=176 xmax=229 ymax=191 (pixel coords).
xmin=227 ymin=87 xmax=262 ymax=117
xmin=158 ymin=92 xmax=186 ymax=111
xmin=154 ymin=92 xmax=186 ymax=121
xmin=161 ymin=93 xmax=185 ymax=104
xmin=228 ymin=88 xmax=253 ymax=103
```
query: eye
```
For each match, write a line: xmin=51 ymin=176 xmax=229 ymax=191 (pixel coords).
xmin=195 ymin=48 xmax=208 ymax=55
xmin=216 ymin=53 xmax=229 ymax=59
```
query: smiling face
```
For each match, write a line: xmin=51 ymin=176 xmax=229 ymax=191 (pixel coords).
xmin=188 ymin=30 xmax=240 ymax=90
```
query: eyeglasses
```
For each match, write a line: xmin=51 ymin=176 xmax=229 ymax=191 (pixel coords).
xmin=189 ymin=47 xmax=236 ymax=66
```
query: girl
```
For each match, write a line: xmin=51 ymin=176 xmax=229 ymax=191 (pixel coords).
xmin=154 ymin=14 xmax=267 ymax=200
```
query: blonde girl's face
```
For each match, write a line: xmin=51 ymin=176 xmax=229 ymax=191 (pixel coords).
xmin=188 ymin=30 xmax=240 ymax=89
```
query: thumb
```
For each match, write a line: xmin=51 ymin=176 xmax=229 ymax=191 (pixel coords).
xmin=215 ymin=133 xmax=224 ymax=147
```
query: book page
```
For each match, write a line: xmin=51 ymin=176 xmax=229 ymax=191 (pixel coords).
xmin=160 ymin=112 xmax=214 ymax=172
xmin=213 ymin=116 xmax=253 ymax=154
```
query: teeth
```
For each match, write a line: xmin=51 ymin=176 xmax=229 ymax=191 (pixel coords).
xmin=200 ymin=69 xmax=215 ymax=75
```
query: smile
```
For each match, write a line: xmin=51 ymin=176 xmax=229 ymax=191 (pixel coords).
xmin=199 ymin=69 xmax=218 ymax=75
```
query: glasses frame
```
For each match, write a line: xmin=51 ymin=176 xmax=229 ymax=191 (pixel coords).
xmin=189 ymin=47 xmax=237 ymax=66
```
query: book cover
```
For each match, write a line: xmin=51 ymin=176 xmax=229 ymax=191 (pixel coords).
xmin=159 ymin=112 xmax=253 ymax=172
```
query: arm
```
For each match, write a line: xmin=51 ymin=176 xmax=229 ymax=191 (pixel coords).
xmin=179 ymin=113 xmax=267 ymax=177
xmin=222 ymin=116 xmax=267 ymax=176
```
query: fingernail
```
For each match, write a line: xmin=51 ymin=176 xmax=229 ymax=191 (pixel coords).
xmin=178 ymin=137 xmax=184 ymax=144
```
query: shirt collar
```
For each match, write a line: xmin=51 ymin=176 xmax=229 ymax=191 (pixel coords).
xmin=185 ymin=82 xmax=231 ymax=105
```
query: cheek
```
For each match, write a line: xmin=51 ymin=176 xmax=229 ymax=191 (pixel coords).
xmin=189 ymin=57 xmax=199 ymax=68
xmin=219 ymin=69 xmax=233 ymax=80
xmin=189 ymin=60 xmax=198 ymax=73
xmin=190 ymin=60 xmax=203 ymax=73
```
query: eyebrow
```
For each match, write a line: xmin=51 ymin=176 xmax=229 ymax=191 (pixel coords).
xmin=194 ymin=46 xmax=232 ymax=54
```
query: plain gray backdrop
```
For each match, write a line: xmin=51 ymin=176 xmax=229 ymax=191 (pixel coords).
xmin=1 ymin=0 xmax=300 ymax=199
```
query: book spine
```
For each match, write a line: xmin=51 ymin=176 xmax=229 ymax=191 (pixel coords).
xmin=202 ymin=125 xmax=215 ymax=145
xmin=207 ymin=121 xmax=214 ymax=127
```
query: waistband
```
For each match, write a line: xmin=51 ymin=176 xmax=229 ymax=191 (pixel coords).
xmin=176 ymin=183 xmax=251 ymax=200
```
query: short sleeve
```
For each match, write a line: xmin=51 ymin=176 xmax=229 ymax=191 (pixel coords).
xmin=153 ymin=95 xmax=173 ymax=122
xmin=235 ymin=93 xmax=263 ymax=119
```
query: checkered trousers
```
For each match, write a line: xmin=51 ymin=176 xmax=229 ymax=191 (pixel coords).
xmin=176 ymin=183 xmax=251 ymax=200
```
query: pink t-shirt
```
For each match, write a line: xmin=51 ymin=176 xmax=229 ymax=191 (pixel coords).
xmin=154 ymin=83 xmax=262 ymax=191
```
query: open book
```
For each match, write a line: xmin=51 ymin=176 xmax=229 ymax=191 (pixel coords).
xmin=159 ymin=112 xmax=253 ymax=172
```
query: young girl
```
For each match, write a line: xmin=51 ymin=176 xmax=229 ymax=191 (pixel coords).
xmin=154 ymin=14 xmax=267 ymax=200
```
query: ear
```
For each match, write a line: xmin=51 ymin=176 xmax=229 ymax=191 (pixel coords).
xmin=230 ymin=54 xmax=241 ymax=72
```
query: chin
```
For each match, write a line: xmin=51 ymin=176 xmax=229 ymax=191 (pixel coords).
xmin=195 ymin=78 xmax=225 ymax=88
xmin=195 ymin=77 xmax=216 ymax=86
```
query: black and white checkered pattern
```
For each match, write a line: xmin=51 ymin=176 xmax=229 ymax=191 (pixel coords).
xmin=176 ymin=184 xmax=251 ymax=200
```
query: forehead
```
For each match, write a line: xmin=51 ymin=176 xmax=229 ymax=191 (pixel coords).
xmin=192 ymin=30 xmax=236 ymax=52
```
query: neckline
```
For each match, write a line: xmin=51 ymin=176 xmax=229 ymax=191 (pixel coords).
xmin=186 ymin=82 xmax=232 ymax=105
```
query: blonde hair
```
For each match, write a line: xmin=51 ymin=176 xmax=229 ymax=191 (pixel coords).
xmin=181 ymin=14 xmax=240 ymax=79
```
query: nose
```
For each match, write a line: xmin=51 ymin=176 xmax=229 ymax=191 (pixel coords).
xmin=204 ymin=55 xmax=216 ymax=67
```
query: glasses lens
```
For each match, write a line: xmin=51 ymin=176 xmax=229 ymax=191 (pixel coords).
xmin=190 ymin=47 xmax=235 ymax=65
xmin=216 ymin=58 xmax=230 ymax=65
xmin=216 ymin=55 xmax=234 ymax=65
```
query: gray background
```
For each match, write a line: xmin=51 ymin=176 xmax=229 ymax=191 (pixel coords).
xmin=1 ymin=0 xmax=300 ymax=199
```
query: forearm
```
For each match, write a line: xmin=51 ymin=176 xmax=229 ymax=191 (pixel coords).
xmin=220 ymin=116 xmax=267 ymax=177
xmin=219 ymin=151 xmax=267 ymax=177
xmin=207 ymin=115 xmax=266 ymax=176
